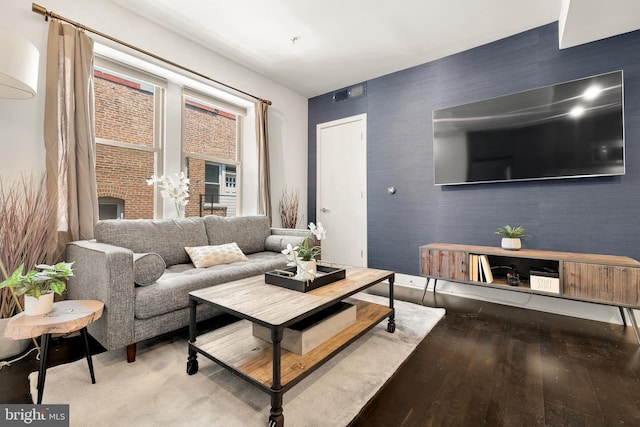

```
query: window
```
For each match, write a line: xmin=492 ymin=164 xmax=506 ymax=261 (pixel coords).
xmin=182 ymin=91 xmax=240 ymax=217
xmin=93 ymin=46 xmax=249 ymax=220
xmin=98 ymin=197 xmax=124 ymax=220
xmin=93 ymin=58 xmax=165 ymax=219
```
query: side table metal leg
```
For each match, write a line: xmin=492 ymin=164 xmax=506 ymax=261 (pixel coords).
xmin=625 ymin=307 xmax=640 ymax=344
xmin=37 ymin=333 xmax=51 ymax=404
xmin=80 ymin=327 xmax=96 ymax=384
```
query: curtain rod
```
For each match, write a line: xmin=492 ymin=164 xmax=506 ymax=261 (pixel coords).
xmin=31 ymin=3 xmax=272 ymax=106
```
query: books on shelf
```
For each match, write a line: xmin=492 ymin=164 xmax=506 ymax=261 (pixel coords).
xmin=479 ymin=255 xmax=493 ymax=283
xmin=469 ymin=254 xmax=493 ymax=284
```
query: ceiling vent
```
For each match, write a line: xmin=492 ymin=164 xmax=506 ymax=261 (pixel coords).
xmin=333 ymin=83 xmax=367 ymax=103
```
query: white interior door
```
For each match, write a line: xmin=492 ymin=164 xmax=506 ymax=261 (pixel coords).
xmin=317 ymin=114 xmax=367 ymax=267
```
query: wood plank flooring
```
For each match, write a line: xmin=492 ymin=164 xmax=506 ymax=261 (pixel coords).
xmin=350 ymin=286 xmax=640 ymax=426
xmin=2 ymin=287 xmax=640 ymax=426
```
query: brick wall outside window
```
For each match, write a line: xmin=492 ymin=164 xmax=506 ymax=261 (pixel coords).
xmin=94 ymin=69 xmax=237 ymax=219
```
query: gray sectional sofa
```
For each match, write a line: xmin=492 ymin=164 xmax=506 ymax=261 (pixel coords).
xmin=66 ymin=215 xmax=308 ymax=362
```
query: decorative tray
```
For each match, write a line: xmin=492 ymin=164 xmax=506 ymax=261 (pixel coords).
xmin=265 ymin=265 xmax=346 ymax=292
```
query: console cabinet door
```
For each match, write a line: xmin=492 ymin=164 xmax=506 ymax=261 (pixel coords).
xmin=563 ymin=262 xmax=640 ymax=306
xmin=421 ymin=249 xmax=467 ymax=281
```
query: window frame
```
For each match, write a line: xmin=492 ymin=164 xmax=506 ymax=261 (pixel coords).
xmin=93 ymin=44 xmax=253 ymax=220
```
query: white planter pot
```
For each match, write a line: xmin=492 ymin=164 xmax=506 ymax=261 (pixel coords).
xmin=23 ymin=293 xmax=54 ymax=316
xmin=501 ymin=237 xmax=522 ymax=251
xmin=296 ymin=259 xmax=317 ymax=281
xmin=0 ymin=317 xmax=30 ymax=360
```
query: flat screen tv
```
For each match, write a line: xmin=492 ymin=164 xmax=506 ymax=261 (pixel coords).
xmin=433 ymin=71 xmax=624 ymax=186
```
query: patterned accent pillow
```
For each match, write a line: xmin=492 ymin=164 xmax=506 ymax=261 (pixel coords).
xmin=185 ymin=242 xmax=249 ymax=268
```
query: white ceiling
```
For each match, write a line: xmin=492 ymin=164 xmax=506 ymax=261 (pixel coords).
xmin=109 ymin=0 xmax=640 ymax=98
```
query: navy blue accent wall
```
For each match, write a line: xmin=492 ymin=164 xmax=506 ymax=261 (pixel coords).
xmin=308 ymin=22 xmax=640 ymax=276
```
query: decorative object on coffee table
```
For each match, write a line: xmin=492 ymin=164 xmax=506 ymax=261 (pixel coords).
xmin=281 ymin=222 xmax=326 ymax=281
xmin=4 ymin=299 xmax=103 ymax=404
xmin=265 ymin=264 xmax=346 ymax=292
xmin=494 ymin=224 xmax=529 ymax=251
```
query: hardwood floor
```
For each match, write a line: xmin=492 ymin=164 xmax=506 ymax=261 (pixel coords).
xmin=352 ymin=286 xmax=640 ymax=427
xmin=2 ymin=287 xmax=640 ymax=426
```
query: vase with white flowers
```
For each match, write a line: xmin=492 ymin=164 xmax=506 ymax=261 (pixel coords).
xmin=282 ymin=222 xmax=327 ymax=281
xmin=147 ymin=172 xmax=190 ymax=218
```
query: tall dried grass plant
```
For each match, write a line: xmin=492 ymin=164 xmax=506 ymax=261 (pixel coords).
xmin=279 ymin=187 xmax=300 ymax=229
xmin=0 ymin=176 xmax=54 ymax=318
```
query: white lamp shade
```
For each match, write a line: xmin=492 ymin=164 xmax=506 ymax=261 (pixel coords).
xmin=0 ymin=28 xmax=39 ymax=99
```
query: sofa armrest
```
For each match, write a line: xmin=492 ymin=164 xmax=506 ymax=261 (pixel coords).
xmin=65 ymin=240 xmax=135 ymax=351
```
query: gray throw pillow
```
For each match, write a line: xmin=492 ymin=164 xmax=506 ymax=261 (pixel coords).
xmin=132 ymin=253 xmax=166 ymax=286
xmin=265 ymin=235 xmax=307 ymax=252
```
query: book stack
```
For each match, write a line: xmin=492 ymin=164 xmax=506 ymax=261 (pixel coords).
xmin=468 ymin=254 xmax=494 ymax=283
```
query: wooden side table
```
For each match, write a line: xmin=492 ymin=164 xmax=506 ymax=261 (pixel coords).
xmin=3 ymin=299 xmax=104 ymax=404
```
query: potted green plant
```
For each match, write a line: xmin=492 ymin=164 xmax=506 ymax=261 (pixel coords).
xmin=495 ymin=224 xmax=530 ymax=251
xmin=0 ymin=262 xmax=74 ymax=316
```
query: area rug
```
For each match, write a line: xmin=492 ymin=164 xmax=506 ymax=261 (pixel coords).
xmin=29 ymin=294 xmax=445 ymax=427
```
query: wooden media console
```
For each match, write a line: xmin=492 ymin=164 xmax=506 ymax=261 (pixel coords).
xmin=420 ymin=243 xmax=640 ymax=342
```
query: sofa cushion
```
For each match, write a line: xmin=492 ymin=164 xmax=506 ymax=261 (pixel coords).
xmin=203 ymin=215 xmax=271 ymax=254
xmin=94 ymin=217 xmax=208 ymax=267
xmin=134 ymin=251 xmax=289 ymax=319
xmin=185 ymin=243 xmax=249 ymax=268
xmin=132 ymin=253 xmax=165 ymax=286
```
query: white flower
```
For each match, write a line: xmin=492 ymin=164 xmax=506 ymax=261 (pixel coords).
xmin=281 ymin=243 xmax=301 ymax=266
xmin=309 ymin=222 xmax=327 ymax=240
xmin=147 ymin=172 xmax=190 ymax=216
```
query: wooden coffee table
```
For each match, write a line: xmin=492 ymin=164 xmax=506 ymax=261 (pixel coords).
xmin=187 ymin=267 xmax=395 ymax=427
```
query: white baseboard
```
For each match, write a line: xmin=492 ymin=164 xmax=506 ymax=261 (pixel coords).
xmin=393 ymin=274 xmax=634 ymax=326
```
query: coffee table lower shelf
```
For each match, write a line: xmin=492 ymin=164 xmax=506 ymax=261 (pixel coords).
xmin=187 ymin=299 xmax=391 ymax=391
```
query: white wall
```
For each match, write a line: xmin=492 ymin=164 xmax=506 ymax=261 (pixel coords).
xmin=0 ymin=0 xmax=308 ymax=224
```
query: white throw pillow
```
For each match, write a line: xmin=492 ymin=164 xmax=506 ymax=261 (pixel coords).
xmin=185 ymin=242 xmax=249 ymax=268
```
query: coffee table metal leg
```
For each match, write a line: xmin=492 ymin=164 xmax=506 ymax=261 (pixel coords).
xmin=269 ymin=327 xmax=284 ymax=427
xmin=37 ymin=333 xmax=51 ymax=404
xmin=80 ymin=327 xmax=96 ymax=384
xmin=387 ymin=275 xmax=396 ymax=333
xmin=187 ymin=297 xmax=199 ymax=375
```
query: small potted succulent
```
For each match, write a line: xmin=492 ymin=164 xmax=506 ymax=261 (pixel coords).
xmin=0 ymin=262 xmax=74 ymax=316
xmin=495 ymin=225 xmax=529 ymax=251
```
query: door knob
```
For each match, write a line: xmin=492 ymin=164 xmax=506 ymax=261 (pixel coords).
xmin=321 ymin=208 xmax=331 ymax=213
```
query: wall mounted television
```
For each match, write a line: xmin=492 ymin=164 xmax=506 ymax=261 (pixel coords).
xmin=433 ymin=70 xmax=624 ymax=186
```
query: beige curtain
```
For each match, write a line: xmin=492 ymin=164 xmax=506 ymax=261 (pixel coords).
xmin=44 ymin=20 xmax=98 ymax=261
xmin=256 ymin=101 xmax=272 ymax=223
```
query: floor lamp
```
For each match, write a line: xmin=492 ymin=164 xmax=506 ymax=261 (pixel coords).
xmin=0 ymin=27 xmax=39 ymax=99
